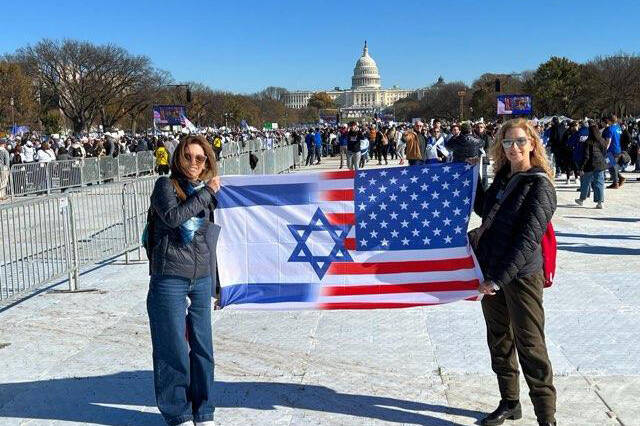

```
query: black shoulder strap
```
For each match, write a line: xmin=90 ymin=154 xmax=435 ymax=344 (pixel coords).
xmin=474 ymin=174 xmax=525 ymax=240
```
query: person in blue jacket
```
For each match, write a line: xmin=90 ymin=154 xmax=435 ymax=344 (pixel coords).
xmin=304 ymin=129 xmax=315 ymax=166
xmin=603 ymin=114 xmax=625 ymax=188
xmin=314 ymin=128 xmax=323 ymax=164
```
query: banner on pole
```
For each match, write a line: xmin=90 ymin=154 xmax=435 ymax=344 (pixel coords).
xmin=497 ymin=95 xmax=532 ymax=115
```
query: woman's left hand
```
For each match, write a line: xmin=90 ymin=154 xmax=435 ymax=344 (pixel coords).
xmin=478 ymin=281 xmax=497 ymax=295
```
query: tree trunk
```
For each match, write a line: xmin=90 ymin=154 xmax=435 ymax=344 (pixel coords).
xmin=73 ymin=119 xmax=84 ymax=135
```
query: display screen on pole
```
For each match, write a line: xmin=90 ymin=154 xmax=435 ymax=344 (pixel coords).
xmin=497 ymin=95 xmax=532 ymax=115
xmin=153 ymin=105 xmax=188 ymax=126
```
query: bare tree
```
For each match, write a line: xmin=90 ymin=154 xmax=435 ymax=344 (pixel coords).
xmin=582 ymin=54 xmax=640 ymax=117
xmin=16 ymin=39 xmax=166 ymax=134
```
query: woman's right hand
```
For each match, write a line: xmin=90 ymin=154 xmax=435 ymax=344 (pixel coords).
xmin=207 ymin=176 xmax=221 ymax=193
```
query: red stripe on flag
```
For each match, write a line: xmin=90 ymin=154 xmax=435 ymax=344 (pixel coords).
xmin=321 ymin=189 xmax=354 ymax=201
xmin=323 ymin=170 xmax=356 ymax=180
xmin=319 ymin=302 xmax=438 ymax=310
xmin=321 ymin=280 xmax=480 ymax=296
xmin=343 ymin=237 xmax=356 ymax=250
xmin=327 ymin=213 xmax=355 ymax=225
xmin=327 ymin=256 xmax=475 ymax=275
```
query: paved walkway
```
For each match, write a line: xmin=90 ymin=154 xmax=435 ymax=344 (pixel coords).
xmin=1 ymin=156 xmax=639 ymax=425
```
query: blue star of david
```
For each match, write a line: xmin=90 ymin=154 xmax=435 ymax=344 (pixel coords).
xmin=287 ymin=208 xmax=353 ymax=279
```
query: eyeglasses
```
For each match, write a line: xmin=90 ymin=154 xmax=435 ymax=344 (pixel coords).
xmin=501 ymin=137 xmax=529 ymax=149
xmin=185 ymin=153 xmax=207 ymax=164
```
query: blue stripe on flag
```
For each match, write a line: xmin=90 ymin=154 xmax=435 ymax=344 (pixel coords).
xmin=216 ymin=183 xmax=315 ymax=208
xmin=220 ymin=283 xmax=316 ymax=306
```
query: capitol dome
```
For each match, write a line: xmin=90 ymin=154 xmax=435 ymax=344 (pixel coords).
xmin=351 ymin=41 xmax=381 ymax=89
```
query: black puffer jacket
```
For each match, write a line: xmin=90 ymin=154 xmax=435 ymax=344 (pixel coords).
xmin=473 ymin=166 xmax=556 ymax=287
xmin=150 ymin=176 xmax=217 ymax=280
xmin=580 ymin=137 xmax=607 ymax=173
xmin=445 ymin=134 xmax=485 ymax=162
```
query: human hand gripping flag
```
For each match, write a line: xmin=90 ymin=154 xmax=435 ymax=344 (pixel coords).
xmin=214 ymin=163 xmax=484 ymax=310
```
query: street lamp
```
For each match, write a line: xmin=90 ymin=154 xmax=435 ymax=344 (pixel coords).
xmin=457 ymin=90 xmax=466 ymax=121
xmin=10 ymin=97 xmax=15 ymax=134
xmin=164 ymin=84 xmax=192 ymax=103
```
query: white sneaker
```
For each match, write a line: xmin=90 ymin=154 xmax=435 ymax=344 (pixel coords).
xmin=176 ymin=422 xmax=194 ymax=426
xmin=195 ymin=422 xmax=215 ymax=426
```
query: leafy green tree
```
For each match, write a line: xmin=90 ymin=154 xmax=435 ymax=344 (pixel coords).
xmin=529 ymin=57 xmax=582 ymax=116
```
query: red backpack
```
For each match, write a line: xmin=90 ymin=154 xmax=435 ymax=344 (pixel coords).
xmin=541 ymin=222 xmax=557 ymax=287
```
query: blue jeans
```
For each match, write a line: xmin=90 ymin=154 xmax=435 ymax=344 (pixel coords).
xmin=147 ymin=275 xmax=214 ymax=426
xmin=580 ymin=170 xmax=605 ymax=203
xmin=608 ymin=161 xmax=620 ymax=185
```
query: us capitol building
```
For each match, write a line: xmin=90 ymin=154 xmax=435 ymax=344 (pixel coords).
xmin=283 ymin=41 xmax=415 ymax=119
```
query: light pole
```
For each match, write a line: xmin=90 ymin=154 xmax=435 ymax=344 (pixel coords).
xmin=457 ymin=90 xmax=466 ymax=121
xmin=10 ymin=97 xmax=15 ymax=134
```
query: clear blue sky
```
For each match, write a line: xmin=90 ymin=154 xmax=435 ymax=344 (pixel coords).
xmin=1 ymin=0 xmax=637 ymax=93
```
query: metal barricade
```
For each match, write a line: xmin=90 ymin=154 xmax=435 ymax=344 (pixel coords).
xmin=81 ymin=158 xmax=100 ymax=185
xmin=0 ymin=176 xmax=158 ymax=302
xmin=137 ymin=151 xmax=155 ymax=174
xmin=49 ymin=160 xmax=83 ymax=191
xmin=238 ymin=153 xmax=251 ymax=175
xmin=118 ymin=153 xmax=138 ymax=178
xmin=9 ymin=162 xmax=50 ymax=197
xmin=99 ymin=157 xmax=119 ymax=182
xmin=0 ymin=196 xmax=73 ymax=300
xmin=121 ymin=178 xmax=155 ymax=262
xmin=264 ymin=150 xmax=276 ymax=175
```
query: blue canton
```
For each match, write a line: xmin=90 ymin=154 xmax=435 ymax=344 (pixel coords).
xmin=354 ymin=163 xmax=476 ymax=251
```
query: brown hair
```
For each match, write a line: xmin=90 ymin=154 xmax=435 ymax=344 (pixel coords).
xmin=490 ymin=118 xmax=554 ymax=181
xmin=170 ymin=135 xmax=218 ymax=200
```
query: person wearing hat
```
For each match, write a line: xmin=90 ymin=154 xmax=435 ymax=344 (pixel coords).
xmin=0 ymin=139 xmax=10 ymax=200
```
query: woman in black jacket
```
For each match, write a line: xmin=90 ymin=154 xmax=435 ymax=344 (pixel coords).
xmin=147 ymin=135 xmax=220 ymax=426
xmin=472 ymin=119 xmax=557 ymax=426
xmin=575 ymin=124 xmax=607 ymax=209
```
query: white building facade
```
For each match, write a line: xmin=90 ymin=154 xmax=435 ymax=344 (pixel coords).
xmin=283 ymin=42 xmax=414 ymax=117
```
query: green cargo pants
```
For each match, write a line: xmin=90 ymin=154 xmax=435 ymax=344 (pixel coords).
xmin=481 ymin=271 xmax=556 ymax=423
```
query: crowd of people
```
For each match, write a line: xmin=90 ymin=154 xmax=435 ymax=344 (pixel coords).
xmin=286 ymin=113 xmax=640 ymax=209
xmin=0 ymin=129 xmax=297 ymax=199
xmin=2 ymin=114 xmax=639 ymax=204
xmin=295 ymin=119 xmax=494 ymax=169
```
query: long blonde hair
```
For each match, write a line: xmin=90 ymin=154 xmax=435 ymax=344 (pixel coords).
xmin=490 ymin=118 xmax=554 ymax=181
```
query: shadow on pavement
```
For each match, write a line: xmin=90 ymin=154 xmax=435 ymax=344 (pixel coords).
xmin=557 ymin=243 xmax=640 ymax=255
xmin=0 ymin=370 xmax=484 ymax=425
xmin=555 ymin=232 xmax=640 ymax=241
xmin=563 ymin=216 xmax=640 ymax=223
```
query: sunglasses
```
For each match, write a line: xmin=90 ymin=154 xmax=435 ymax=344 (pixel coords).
xmin=501 ymin=137 xmax=529 ymax=149
xmin=185 ymin=153 xmax=207 ymax=164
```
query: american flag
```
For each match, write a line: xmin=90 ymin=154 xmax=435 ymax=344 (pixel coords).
xmin=215 ymin=163 xmax=483 ymax=310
